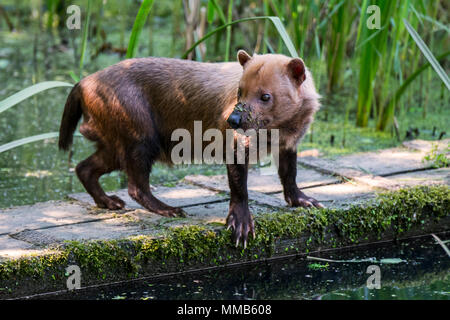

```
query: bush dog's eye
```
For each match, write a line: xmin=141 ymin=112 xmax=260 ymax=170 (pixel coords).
xmin=237 ymin=88 xmax=242 ymax=98
xmin=261 ymin=94 xmax=271 ymax=102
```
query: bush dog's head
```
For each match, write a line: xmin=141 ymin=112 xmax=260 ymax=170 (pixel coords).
xmin=227 ymin=50 xmax=318 ymax=132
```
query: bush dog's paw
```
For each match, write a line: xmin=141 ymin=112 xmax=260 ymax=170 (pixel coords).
xmin=154 ymin=207 xmax=186 ymax=218
xmin=96 ymin=195 xmax=126 ymax=210
xmin=286 ymin=190 xmax=324 ymax=209
xmin=226 ymin=204 xmax=255 ymax=248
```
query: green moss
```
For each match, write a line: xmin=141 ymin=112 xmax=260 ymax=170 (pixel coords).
xmin=0 ymin=185 xmax=448 ymax=290
xmin=0 ymin=250 xmax=69 ymax=280
xmin=65 ymin=240 xmax=140 ymax=278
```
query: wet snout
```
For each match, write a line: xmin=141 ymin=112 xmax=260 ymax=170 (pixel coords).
xmin=227 ymin=108 xmax=242 ymax=129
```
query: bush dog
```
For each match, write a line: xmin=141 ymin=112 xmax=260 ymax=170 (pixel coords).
xmin=58 ymin=50 xmax=323 ymax=246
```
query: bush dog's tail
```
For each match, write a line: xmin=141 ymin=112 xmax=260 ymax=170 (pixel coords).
xmin=58 ymin=83 xmax=82 ymax=151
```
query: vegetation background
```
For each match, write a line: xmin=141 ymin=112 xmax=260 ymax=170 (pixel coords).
xmin=0 ymin=0 xmax=448 ymax=207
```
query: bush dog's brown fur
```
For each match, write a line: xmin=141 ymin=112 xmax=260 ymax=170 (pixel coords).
xmin=59 ymin=50 xmax=322 ymax=246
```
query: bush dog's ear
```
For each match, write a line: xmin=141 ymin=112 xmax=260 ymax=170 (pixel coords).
xmin=287 ymin=58 xmax=306 ymax=85
xmin=237 ymin=50 xmax=252 ymax=67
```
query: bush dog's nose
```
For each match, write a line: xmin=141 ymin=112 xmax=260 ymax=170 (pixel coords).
xmin=227 ymin=109 xmax=242 ymax=129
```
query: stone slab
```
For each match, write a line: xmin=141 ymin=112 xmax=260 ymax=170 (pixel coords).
xmin=69 ymin=183 xmax=222 ymax=209
xmin=10 ymin=229 xmax=60 ymax=246
xmin=184 ymin=174 xmax=286 ymax=207
xmin=402 ymin=139 xmax=449 ymax=153
xmin=13 ymin=201 xmax=270 ymax=244
xmin=384 ymin=167 xmax=450 ymax=188
xmin=17 ymin=217 xmax=157 ymax=243
xmin=183 ymin=201 xmax=272 ymax=225
xmin=274 ymin=183 xmax=376 ymax=209
xmin=0 ymin=201 xmax=108 ymax=236
xmin=186 ymin=167 xmax=338 ymax=195
xmin=299 ymin=147 xmax=433 ymax=178
xmin=0 ymin=235 xmax=42 ymax=261
xmin=247 ymin=167 xmax=339 ymax=193
xmin=297 ymin=149 xmax=321 ymax=157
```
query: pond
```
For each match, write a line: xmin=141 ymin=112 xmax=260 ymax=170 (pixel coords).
xmin=22 ymin=235 xmax=449 ymax=300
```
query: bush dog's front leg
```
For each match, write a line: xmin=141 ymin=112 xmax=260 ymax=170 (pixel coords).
xmin=278 ymin=148 xmax=324 ymax=208
xmin=226 ymin=161 xmax=255 ymax=248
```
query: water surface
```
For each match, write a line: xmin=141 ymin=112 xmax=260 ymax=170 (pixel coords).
xmin=30 ymin=235 xmax=450 ymax=300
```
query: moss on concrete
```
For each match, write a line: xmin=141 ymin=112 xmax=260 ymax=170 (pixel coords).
xmin=0 ymin=185 xmax=448 ymax=297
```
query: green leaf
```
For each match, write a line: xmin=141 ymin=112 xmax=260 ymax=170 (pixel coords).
xmin=207 ymin=0 xmax=215 ymax=24
xmin=377 ymin=50 xmax=450 ymax=131
xmin=0 ymin=131 xmax=83 ymax=153
xmin=79 ymin=0 xmax=92 ymax=78
xmin=182 ymin=16 xmax=298 ymax=59
xmin=268 ymin=16 xmax=298 ymax=58
xmin=209 ymin=0 xmax=226 ymax=24
xmin=0 ymin=81 xmax=74 ymax=115
xmin=126 ymin=0 xmax=155 ymax=59
xmin=69 ymin=70 xmax=80 ymax=83
xmin=224 ymin=0 xmax=234 ymax=62
xmin=404 ymin=19 xmax=450 ymax=90
xmin=417 ymin=12 xmax=450 ymax=33
xmin=0 ymin=132 xmax=59 ymax=153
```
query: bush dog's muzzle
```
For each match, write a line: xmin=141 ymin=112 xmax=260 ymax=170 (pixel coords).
xmin=227 ymin=102 xmax=248 ymax=129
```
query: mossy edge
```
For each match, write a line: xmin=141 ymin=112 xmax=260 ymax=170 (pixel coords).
xmin=0 ymin=185 xmax=448 ymax=297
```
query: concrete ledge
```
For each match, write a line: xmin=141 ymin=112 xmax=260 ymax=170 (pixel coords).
xmin=0 ymin=185 xmax=448 ymax=298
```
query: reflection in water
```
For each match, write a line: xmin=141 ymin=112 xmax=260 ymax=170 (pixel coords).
xmin=32 ymin=235 xmax=449 ymax=300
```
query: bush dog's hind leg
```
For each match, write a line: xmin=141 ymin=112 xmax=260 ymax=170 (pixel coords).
xmin=126 ymin=143 xmax=186 ymax=218
xmin=278 ymin=148 xmax=324 ymax=208
xmin=76 ymin=148 xmax=125 ymax=210
xmin=226 ymin=157 xmax=255 ymax=248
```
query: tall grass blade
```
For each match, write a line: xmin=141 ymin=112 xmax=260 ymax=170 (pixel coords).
xmin=377 ymin=50 xmax=450 ymax=130
xmin=417 ymin=13 xmax=450 ymax=33
xmin=46 ymin=0 xmax=59 ymax=29
xmin=69 ymin=70 xmax=80 ymax=83
xmin=224 ymin=0 xmax=234 ymax=61
xmin=79 ymin=0 xmax=92 ymax=78
xmin=208 ymin=0 xmax=226 ymax=24
xmin=326 ymin=0 xmax=352 ymax=92
xmin=207 ymin=0 xmax=215 ymax=24
xmin=403 ymin=19 xmax=450 ymax=90
xmin=269 ymin=17 xmax=298 ymax=58
xmin=356 ymin=0 xmax=397 ymax=128
xmin=0 ymin=81 xmax=74 ymax=115
xmin=126 ymin=0 xmax=155 ymax=59
xmin=0 ymin=132 xmax=59 ymax=153
xmin=182 ymin=16 xmax=298 ymax=59
xmin=0 ymin=131 xmax=83 ymax=153
xmin=375 ymin=0 xmax=409 ymax=130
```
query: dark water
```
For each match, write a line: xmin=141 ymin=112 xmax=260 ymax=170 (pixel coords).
xmin=28 ymin=235 xmax=449 ymax=300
